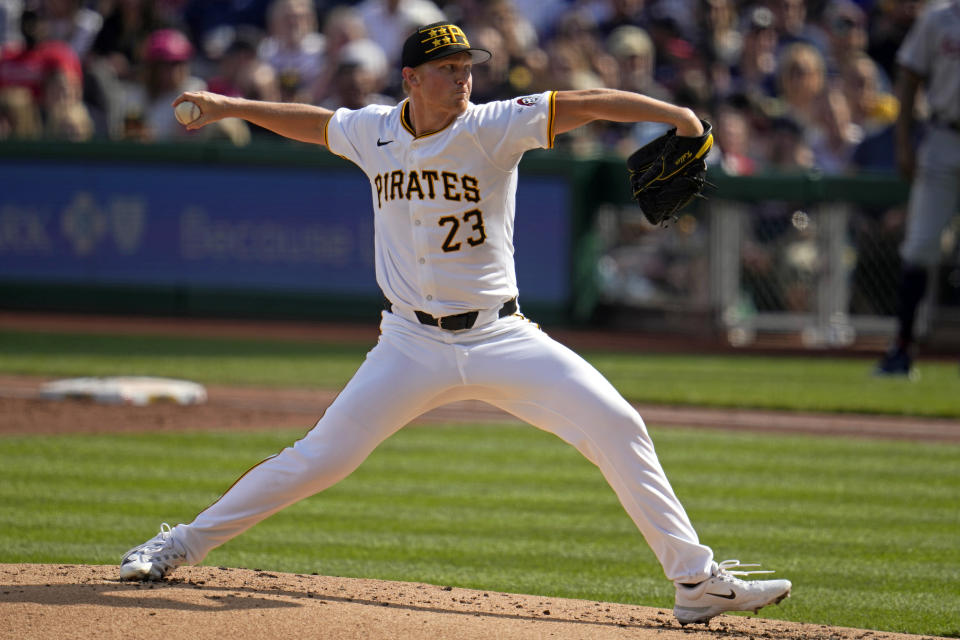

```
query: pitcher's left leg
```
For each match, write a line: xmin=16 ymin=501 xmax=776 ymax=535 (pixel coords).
xmin=467 ymin=320 xmax=713 ymax=583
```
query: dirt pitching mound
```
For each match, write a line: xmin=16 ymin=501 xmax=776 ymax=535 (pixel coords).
xmin=0 ymin=564 xmax=946 ymax=640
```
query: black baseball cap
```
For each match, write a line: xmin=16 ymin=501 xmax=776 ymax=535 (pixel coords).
xmin=400 ymin=22 xmax=491 ymax=69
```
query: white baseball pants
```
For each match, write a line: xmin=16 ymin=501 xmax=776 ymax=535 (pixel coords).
xmin=901 ymin=126 xmax=960 ymax=267
xmin=174 ymin=311 xmax=715 ymax=583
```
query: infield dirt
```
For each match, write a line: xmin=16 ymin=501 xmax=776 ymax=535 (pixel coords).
xmin=1 ymin=564 xmax=951 ymax=640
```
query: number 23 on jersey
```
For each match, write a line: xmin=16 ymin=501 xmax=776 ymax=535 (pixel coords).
xmin=439 ymin=209 xmax=486 ymax=252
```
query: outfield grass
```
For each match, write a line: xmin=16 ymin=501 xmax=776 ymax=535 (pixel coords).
xmin=0 ymin=424 xmax=957 ymax=637
xmin=2 ymin=329 xmax=958 ymax=417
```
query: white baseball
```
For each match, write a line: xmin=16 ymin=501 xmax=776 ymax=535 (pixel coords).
xmin=174 ymin=100 xmax=201 ymax=125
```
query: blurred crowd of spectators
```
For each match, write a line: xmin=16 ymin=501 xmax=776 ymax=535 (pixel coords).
xmin=0 ymin=0 xmax=925 ymax=175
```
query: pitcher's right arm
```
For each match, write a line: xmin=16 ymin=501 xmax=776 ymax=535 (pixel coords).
xmin=172 ymin=92 xmax=334 ymax=146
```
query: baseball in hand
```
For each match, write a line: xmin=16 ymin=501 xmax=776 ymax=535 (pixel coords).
xmin=174 ymin=100 xmax=201 ymax=125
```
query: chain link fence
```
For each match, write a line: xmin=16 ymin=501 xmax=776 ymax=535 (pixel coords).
xmin=594 ymin=172 xmax=960 ymax=348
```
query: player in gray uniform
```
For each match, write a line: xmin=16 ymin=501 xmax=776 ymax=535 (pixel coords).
xmin=876 ymin=0 xmax=960 ymax=376
xmin=119 ymin=22 xmax=791 ymax=625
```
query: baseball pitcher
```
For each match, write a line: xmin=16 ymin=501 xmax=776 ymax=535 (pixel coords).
xmin=120 ymin=21 xmax=791 ymax=626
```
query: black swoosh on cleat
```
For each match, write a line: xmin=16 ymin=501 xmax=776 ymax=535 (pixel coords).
xmin=707 ymin=590 xmax=737 ymax=599
xmin=377 ymin=138 xmax=393 ymax=146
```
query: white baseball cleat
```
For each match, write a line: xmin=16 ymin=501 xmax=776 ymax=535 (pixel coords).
xmin=673 ymin=559 xmax=791 ymax=625
xmin=119 ymin=523 xmax=187 ymax=581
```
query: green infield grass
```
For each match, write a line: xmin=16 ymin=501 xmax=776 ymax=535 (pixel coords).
xmin=0 ymin=424 xmax=957 ymax=637
xmin=1 ymin=329 xmax=958 ymax=417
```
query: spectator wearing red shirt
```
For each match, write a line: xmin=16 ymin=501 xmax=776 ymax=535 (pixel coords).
xmin=0 ymin=9 xmax=82 ymax=101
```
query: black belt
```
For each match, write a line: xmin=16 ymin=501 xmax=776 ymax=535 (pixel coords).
xmin=383 ymin=296 xmax=518 ymax=331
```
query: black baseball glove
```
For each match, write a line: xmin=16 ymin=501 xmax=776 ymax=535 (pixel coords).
xmin=626 ymin=120 xmax=713 ymax=226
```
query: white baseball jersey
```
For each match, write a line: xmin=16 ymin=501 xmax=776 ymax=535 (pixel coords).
xmin=324 ymin=92 xmax=556 ymax=317
xmin=896 ymin=0 xmax=960 ymax=123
